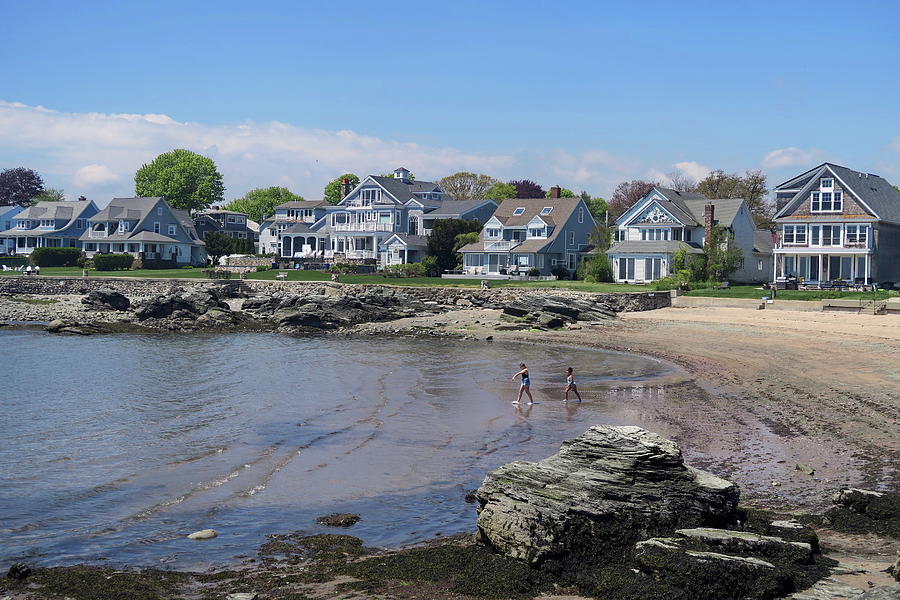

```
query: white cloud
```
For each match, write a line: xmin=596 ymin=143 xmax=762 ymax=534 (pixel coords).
xmin=74 ymin=164 xmax=119 ymax=187
xmin=762 ymin=147 xmax=825 ymax=168
xmin=673 ymin=161 xmax=710 ymax=182
xmin=0 ymin=100 xmax=661 ymax=201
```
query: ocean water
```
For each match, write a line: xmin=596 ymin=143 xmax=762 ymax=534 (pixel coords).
xmin=0 ymin=329 xmax=684 ymax=569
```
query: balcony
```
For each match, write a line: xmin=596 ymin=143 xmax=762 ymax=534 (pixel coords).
xmin=332 ymin=222 xmax=394 ymax=232
xmin=340 ymin=249 xmax=378 ymax=260
xmin=89 ymin=230 xmax=108 ymax=239
xmin=485 ymin=240 xmax=520 ymax=251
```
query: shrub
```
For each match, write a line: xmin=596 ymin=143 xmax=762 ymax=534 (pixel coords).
xmin=550 ymin=265 xmax=569 ymax=280
xmin=653 ymin=277 xmax=678 ymax=291
xmin=421 ymin=256 xmax=440 ymax=277
xmin=29 ymin=247 xmax=84 ymax=267
xmin=527 ymin=267 xmax=540 ymax=277
xmin=93 ymin=253 xmax=134 ymax=271
xmin=577 ymin=254 xmax=613 ymax=282
xmin=384 ymin=263 xmax=425 ymax=278
xmin=332 ymin=262 xmax=358 ymax=274
xmin=255 ymin=265 xmax=270 ymax=272
xmin=141 ymin=259 xmax=178 ymax=270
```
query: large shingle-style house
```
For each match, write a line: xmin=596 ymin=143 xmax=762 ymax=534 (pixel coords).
xmin=0 ymin=204 xmax=27 ymax=255
xmin=193 ymin=208 xmax=258 ymax=244
xmin=80 ymin=197 xmax=207 ymax=266
xmin=0 ymin=199 xmax=98 ymax=255
xmin=606 ymin=187 xmax=772 ymax=283
xmin=773 ymin=163 xmax=900 ymax=284
xmin=458 ymin=189 xmax=596 ymax=276
xmin=272 ymin=168 xmax=497 ymax=266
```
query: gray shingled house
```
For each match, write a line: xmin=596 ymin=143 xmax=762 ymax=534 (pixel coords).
xmin=772 ymin=162 xmax=900 ymax=285
xmin=0 ymin=199 xmax=98 ymax=254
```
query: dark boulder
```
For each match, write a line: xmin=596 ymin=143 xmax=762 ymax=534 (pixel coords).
xmin=316 ymin=513 xmax=361 ymax=527
xmin=81 ymin=289 xmax=130 ymax=311
xmin=7 ymin=562 xmax=31 ymax=581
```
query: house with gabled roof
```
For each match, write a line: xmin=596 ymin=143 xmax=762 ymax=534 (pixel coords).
xmin=606 ymin=187 xmax=772 ymax=283
xmin=772 ymin=163 xmax=900 ymax=285
xmin=79 ymin=197 xmax=207 ymax=266
xmin=193 ymin=208 xmax=258 ymax=244
xmin=0 ymin=199 xmax=98 ymax=255
xmin=457 ymin=187 xmax=596 ymax=276
xmin=275 ymin=168 xmax=497 ymax=265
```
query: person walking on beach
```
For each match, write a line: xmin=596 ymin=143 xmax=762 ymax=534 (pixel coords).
xmin=512 ymin=363 xmax=533 ymax=405
xmin=563 ymin=367 xmax=582 ymax=403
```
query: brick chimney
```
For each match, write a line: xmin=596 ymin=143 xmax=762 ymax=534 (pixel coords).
xmin=340 ymin=178 xmax=352 ymax=199
xmin=703 ymin=203 xmax=715 ymax=248
xmin=550 ymin=185 xmax=561 ymax=199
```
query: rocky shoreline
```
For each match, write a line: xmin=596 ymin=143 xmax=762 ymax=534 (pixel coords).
xmin=2 ymin=280 xmax=898 ymax=599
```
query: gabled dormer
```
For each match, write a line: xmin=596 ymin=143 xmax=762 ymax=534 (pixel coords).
xmin=482 ymin=215 xmax=504 ymax=240
xmin=526 ymin=215 xmax=550 ymax=238
xmin=774 ymin=163 xmax=884 ymax=222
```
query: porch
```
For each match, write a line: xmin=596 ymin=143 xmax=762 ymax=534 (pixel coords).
xmin=774 ymin=250 xmax=873 ymax=285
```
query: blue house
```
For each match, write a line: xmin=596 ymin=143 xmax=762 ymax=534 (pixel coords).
xmin=0 ymin=199 xmax=98 ymax=255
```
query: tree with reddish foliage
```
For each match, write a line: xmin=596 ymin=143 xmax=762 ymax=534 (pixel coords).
xmin=509 ymin=180 xmax=545 ymax=199
xmin=0 ymin=167 xmax=45 ymax=206
xmin=608 ymin=180 xmax=658 ymax=220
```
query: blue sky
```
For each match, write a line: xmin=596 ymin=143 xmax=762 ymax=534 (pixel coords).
xmin=1 ymin=0 xmax=898 ymax=203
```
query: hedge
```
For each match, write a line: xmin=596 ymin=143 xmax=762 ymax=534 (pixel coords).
xmin=30 ymin=247 xmax=84 ymax=267
xmin=93 ymin=253 xmax=134 ymax=271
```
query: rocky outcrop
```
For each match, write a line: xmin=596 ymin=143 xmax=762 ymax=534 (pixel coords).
xmin=852 ymin=587 xmax=900 ymax=600
xmin=133 ymin=286 xmax=229 ymax=321
xmin=823 ymin=488 xmax=900 ymax=538
xmin=502 ymin=295 xmax=619 ymax=328
xmin=46 ymin=318 xmax=106 ymax=335
xmin=81 ymin=289 xmax=130 ymax=311
xmin=474 ymin=425 xmax=740 ymax=565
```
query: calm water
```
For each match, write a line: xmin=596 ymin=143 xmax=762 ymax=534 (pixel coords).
xmin=1 ymin=329 xmax=684 ymax=569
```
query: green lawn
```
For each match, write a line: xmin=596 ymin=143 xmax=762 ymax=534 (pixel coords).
xmin=0 ymin=266 xmax=650 ymax=292
xmin=685 ymin=285 xmax=897 ymax=301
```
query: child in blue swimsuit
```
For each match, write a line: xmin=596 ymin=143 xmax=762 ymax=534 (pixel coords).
xmin=564 ymin=367 xmax=582 ymax=402
xmin=512 ymin=363 xmax=534 ymax=405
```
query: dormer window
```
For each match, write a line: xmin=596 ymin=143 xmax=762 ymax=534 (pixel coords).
xmin=40 ymin=219 xmax=54 ymax=228
xmin=512 ymin=207 xmax=525 ymax=216
xmin=486 ymin=228 xmax=501 ymax=238
xmin=540 ymin=207 xmax=553 ymax=215
xmin=119 ymin=220 xmax=130 ymax=232
xmin=528 ymin=227 xmax=545 ymax=238
xmin=820 ymin=178 xmax=833 ymax=189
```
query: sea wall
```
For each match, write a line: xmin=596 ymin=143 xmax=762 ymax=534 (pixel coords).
xmin=0 ymin=276 xmax=670 ymax=313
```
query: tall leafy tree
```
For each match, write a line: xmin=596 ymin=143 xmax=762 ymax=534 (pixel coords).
xmin=545 ymin=187 xmax=576 ymax=198
xmin=134 ymin=149 xmax=225 ymax=211
xmin=438 ymin=172 xmax=498 ymax=201
xmin=608 ymin=180 xmax=658 ymax=221
xmin=225 ymin=187 xmax=303 ymax=223
xmin=484 ymin=181 xmax=517 ymax=201
xmin=697 ymin=169 xmax=772 ymax=227
xmin=323 ymin=173 xmax=360 ymax=205
xmin=426 ymin=218 xmax=482 ymax=274
xmin=0 ymin=167 xmax=45 ymax=206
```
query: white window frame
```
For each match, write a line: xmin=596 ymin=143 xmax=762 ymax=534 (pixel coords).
xmin=812 ymin=224 xmax=841 ymax=247
xmin=845 ymin=224 xmax=869 ymax=246
xmin=578 ymin=207 xmax=584 ymax=223
xmin=486 ymin=228 xmax=501 ymax=239
xmin=168 ymin=224 xmax=177 ymax=236
xmin=540 ymin=207 xmax=553 ymax=215
xmin=153 ymin=221 xmax=160 ymax=234
xmin=811 ymin=189 xmax=842 ymax=213
xmin=568 ymin=230 xmax=575 ymax=245
xmin=75 ymin=219 xmax=84 ymax=229
xmin=820 ymin=178 xmax=833 ymax=189
xmin=782 ymin=224 xmax=806 ymax=245
xmin=512 ymin=207 xmax=525 ymax=216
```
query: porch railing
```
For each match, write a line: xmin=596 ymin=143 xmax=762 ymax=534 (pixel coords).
xmin=485 ymin=240 xmax=520 ymax=251
xmin=332 ymin=222 xmax=393 ymax=232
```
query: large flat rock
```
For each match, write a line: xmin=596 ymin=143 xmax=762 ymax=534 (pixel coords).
xmin=474 ymin=425 xmax=740 ymax=564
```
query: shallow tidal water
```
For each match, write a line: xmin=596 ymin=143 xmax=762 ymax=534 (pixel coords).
xmin=1 ymin=329 xmax=687 ymax=569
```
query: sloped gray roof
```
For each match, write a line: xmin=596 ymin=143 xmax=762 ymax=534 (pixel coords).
xmin=683 ymin=197 xmax=744 ymax=228
xmin=16 ymin=200 xmax=91 ymax=221
xmin=385 ymin=233 xmax=428 ymax=248
xmin=606 ymin=240 xmax=705 ymax=255
xmin=753 ymin=230 xmax=775 ymax=255
xmin=274 ymin=200 xmax=326 ymax=210
xmin=282 ymin=223 xmax=316 ymax=234
xmin=650 ymin=187 xmax=705 ymax=226
xmin=172 ymin=209 xmax=201 ymax=241
xmin=425 ymin=199 xmax=497 ymax=218
xmin=774 ymin=163 xmax=900 ymax=224
xmin=370 ymin=176 xmax=442 ymax=204
xmin=490 ymin=197 xmax=583 ymax=227
xmin=91 ymin=197 xmax=162 ymax=222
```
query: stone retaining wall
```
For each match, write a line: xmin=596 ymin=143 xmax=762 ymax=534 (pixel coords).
xmin=0 ymin=276 xmax=670 ymax=312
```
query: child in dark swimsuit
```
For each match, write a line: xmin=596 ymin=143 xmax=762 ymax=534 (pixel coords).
xmin=512 ymin=363 xmax=534 ymax=405
xmin=564 ymin=367 xmax=582 ymax=402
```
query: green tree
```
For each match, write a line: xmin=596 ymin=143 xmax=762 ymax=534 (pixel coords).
xmin=33 ymin=188 xmax=65 ymax=203
xmin=577 ymin=254 xmax=613 ymax=282
xmin=323 ymin=173 xmax=360 ymax=205
xmin=697 ymin=169 xmax=772 ymax=228
xmin=581 ymin=191 xmax=609 ymax=222
xmin=705 ymin=225 xmax=744 ymax=281
xmin=545 ymin=187 xmax=576 ymax=198
xmin=484 ymin=181 xmax=517 ymax=202
xmin=225 ymin=187 xmax=303 ymax=223
xmin=203 ymin=231 xmax=233 ymax=266
xmin=134 ymin=149 xmax=224 ymax=211
xmin=893 ymin=185 xmax=899 ymax=194
xmin=438 ymin=172 xmax=498 ymax=202
xmin=426 ymin=218 xmax=482 ymax=274
xmin=454 ymin=231 xmax=480 ymax=251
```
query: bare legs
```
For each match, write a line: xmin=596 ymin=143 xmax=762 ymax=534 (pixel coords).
xmin=514 ymin=384 xmax=534 ymax=405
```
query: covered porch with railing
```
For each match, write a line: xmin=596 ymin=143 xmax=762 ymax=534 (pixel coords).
xmin=774 ymin=249 xmax=873 ymax=286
